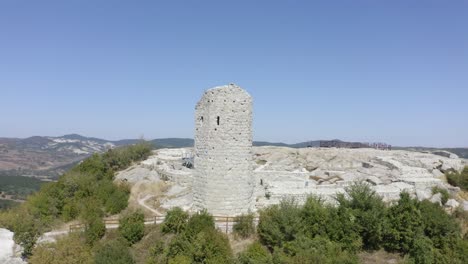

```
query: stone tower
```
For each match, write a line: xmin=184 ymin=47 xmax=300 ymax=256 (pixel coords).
xmin=193 ymin=84 xmax=254 ymax=216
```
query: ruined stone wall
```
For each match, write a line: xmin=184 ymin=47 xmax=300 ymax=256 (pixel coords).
xmin=193 ymin=84 xmax=255 ymax=216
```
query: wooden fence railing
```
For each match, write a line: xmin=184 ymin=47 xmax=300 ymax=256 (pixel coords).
xmin=69 ymin=215 xmax=259 ymax=234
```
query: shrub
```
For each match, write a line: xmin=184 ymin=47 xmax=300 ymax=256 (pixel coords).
xmin=84 ymin=216 xmax=106 ymax=245
xmin=191 ymin=228 xmax=233 ymax=264
xmin=131 ymin=225 xmax=166 ymax=264
xmin=94 ymin=238 xmax=135 ymax=264
xmin=5 ymin=205 xmax=45 ymax=257
xmin=299 ymin=196 xmax=330 ymax=239
xmin=164 ymin=210 xmax=233 ymax=263
xmin=104 ymin=183 xmax=130 ymax=214
xmin=168 ymin=255 xmax=191 ymax=264
xmin=418 ymin=200 xmax=460 ymax=249
xmin=146 ymin=240 xmax=167 ymax=264
xmin=383 ymin=192 xmax=423 ymax=253
xmin=409 ymin=235 xmax=434 ymax=264
xmin=279 ymin=236 xmax=359 ymax=264
xmin=103 ymin=141 xmax=153 ymax=171
xmin=258 ymin=199 xmax=302 ymax=249
xmin=233 ymin=213 xmax=255 ymax=239
xmin=446 ymin=166 xmax=468 ymax=191
xmin=237 ymin=241 xmax=273 ymax=264
xmin=336 ymin=183 xmax=386 ymax=250
xmin=162 ymin=207 xmax=189 ymax=234
xmin=325 ymin=206 xmax=362 ymax=252
xmin=431 ymin=186 xmax=449 ymax=205
xmin=184 ymin=209 xmax=215 ymax=238
xmin=119 ymin=211 xmax=145 ymax=244
xmin=166 ymin=234 xmax=195 ymax=260
xmin=166 ymin=230 xmax=233 ymax=263
xmin=29 ymin=234 xmax=92 ymax=264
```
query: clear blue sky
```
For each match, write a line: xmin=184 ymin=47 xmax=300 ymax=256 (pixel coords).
xmin=1 ymin=1 xmax=467 ymax=147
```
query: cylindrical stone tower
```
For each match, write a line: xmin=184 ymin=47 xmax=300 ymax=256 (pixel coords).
xmin=193 ymin=84 xmax=254 ymax=216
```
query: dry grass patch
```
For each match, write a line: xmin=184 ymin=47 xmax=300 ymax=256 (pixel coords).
xmin=127 ymin=181 xmax=169 ymax=216
xmin=358 ymin=250 xmax=405 ymax=264
xmin=228 ymin=235 xmax=257 ymax=255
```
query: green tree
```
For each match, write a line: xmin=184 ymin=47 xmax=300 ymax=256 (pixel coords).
xmin=418 ymin=199 xmax=460 ymax=249
xmin=84 ymin=216 xmax=106 ymax=245
xmin=299 ymin=196 xmax=330 ymax=239
xmin=162 ymin=207 xmax=189 ymax=234
xmin=336 ymin=183 xmax=387 ymax=250
xmin=119 ymin=211 xmax=145 ymax=244
xmin=104 ymin=183 xmax=130 ymax=214
xmin=384 ymin=192 xmax=423 ymax=253
xmin=184 ymin=209 xmax=215 ymax=238
xmin=257 ymin=199 xmax=302 ymax=249
xmin=191 ymin=229 xmax=233 ymax=264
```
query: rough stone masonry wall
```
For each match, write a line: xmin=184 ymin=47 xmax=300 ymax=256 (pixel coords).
xmin=193 ymin=84 xmax=255 ymax=216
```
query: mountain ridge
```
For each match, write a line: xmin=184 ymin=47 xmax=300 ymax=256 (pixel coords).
xmin=1 ymin=134 xmax=467 ymax=179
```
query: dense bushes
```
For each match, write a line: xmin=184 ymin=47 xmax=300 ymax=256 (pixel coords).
xmin=256 ymin=183 xmax=466 ymax=264
xmin=119 ymin=211 xmax=145 ymax=244
xmin=94 ymin=238 xmax=135 ymax=264
xmin=148 ymin=209 xmax=233 ymax=263
xmin=161 ymin=207 xmax=189 ymax=234
xmin=0 ymin=175 xmax=44 ymax=200
xmin=4 ymin=153 xmax=467 ymax=263
xmin=84 ymin=216 xmax=106 ymax=246
xmin=29 ymin=234 xmax=93 ymax=264
xmin=273 ymin=236 xmax=359 ymax=264
xmin=0 ymin=142 xmax=152 ymax=257
xmin=336 ymin=183 xmax=386 ymax=250
xmin=447 ymin=166 xmax=468 ymax=191
xmin=233 ymin=213 xmax=255 ymax=239
xmin=258 ymin=199 xmax=303 ymax=249
xmin=23 ymin=183 xmax=467 ymax=264
xmin=384 ymin=192 xmax=424 ymax=253
xmin=237 ymin=242 xmax=273 ymax=264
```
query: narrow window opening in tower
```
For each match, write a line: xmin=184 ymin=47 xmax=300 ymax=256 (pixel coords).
xmin=201 ymin=116 xmax=204 ymax=123
xmin=217 ymin=116 xmax=220 ymax=125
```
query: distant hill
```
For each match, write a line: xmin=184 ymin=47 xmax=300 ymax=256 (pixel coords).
xmin=394 ymin=147 xmax=468 ymax=160
xmin=0 ymin=134 xmax=466 ymax=179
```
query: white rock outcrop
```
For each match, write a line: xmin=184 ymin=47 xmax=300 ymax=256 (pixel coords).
xmin=429 ymin=193 xmax=442 ymax=206
xmin=445 ymin=199 xmax=460 ymax=209
xmin=0 ymin=229 xmax=25 ymax=264
xmin=129 ymin=145 xmax=465 ymax=213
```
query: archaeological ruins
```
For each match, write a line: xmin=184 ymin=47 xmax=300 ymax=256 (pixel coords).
xmin=115 ymin=84 xmax=466 ymax=218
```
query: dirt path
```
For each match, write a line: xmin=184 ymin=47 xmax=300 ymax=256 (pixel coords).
xmin=137 ymin=194 xmax=163 ymax=215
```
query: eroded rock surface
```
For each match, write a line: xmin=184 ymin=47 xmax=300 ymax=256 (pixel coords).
xmin=253 ymin=147 xmax=464 ymax=207
xmin=119 ymin=147 xmax=466 ymax=214
xmin=0 ymin=229 xmax=25 ymax=264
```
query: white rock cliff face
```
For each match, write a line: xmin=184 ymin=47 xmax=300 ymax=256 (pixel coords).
xmin=0 ymin=228 xmax=25 ymax=264
xmin=193 ymin=84 xmax=255 ymax=216
xmin=252 ymin=147 xmax=464 ymax=207
xmin=127 ymin=146 xmax=465 ymax=215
